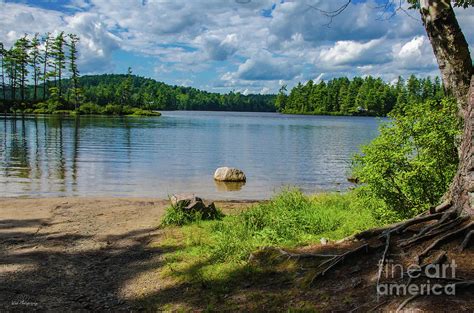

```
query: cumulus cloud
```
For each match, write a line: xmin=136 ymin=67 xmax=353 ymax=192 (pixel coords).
xmin=318 ymin=39 xmax=391 ymax=67
xmin=235 ymin=54 xmax=300 ymax=81
xmin=0 ymin=2 xmax=120 ymax=72
xmin=392 ymin=36 xmax=436 ymax=70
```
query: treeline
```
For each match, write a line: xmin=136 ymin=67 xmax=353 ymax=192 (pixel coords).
xmin=78 ymin=74 xmax=276 ymax=112
xmin=0 ymin=32 xmax=82 ymax=112
xmin=276 ymin=75 xmax=445 ymax=116
xmin=0 ymin=33 xmax=275 ymax=114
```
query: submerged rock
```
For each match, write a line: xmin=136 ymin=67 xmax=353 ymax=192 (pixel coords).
xmin=214 ymin=167 xmax=246 ymax=182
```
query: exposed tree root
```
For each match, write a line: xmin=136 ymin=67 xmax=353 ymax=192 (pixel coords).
xmin=376 ymin=232 xmax=391 ymax=301
xmin=417 ymin=211 xmax=458 ymax=237
xmin=459 ymin=229 xmax=474 ymax=251
xmin=381 ymin=212 xmax=445 ymax=237
xmin=417 ymin=221 xmax=474 ymax=263
xmin=273 ymin=248 xmax=338 ymax=261
xmin=396 ymin=294 xmax=421 ymax=312
xmin=399 ymin=216 xmax=469 ymax=248
xmin=432 ymin=200 xmax=452 ymax=214
xmin=309 ymin=243 xmax=371 ymax=285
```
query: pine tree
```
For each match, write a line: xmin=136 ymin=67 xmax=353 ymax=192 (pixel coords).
xmin=0 ymin=42 xmax=5 ymax=101
xmin=42 ymin=33 xmax=51 ymax=100
xmin=30 ymin=33 xmax=42 ymax=101
xmin=4 ymin=46 xmax=19 ymax=101
xmin=51 ymin=32 xmax=66 ymax=101
xmin=13 ymin=35 xmax=30 ymax=102
xmin=120 ymin=67 xmax=133 ymax=107
xmin=275 ymin=85 xmax=287 ymax=112
xmin=67 ymin=33 xmax=82 ymax=109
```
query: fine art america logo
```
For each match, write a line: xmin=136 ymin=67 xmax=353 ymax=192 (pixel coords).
xmin=377 ymin=259 xmax=457 ymax=296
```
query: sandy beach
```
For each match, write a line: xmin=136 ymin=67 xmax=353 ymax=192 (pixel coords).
xmin=0 ymin=197 xmax=256 ymax=311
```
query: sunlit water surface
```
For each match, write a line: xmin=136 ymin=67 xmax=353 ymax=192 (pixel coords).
xmin=0 ymin=111 xmax=383 ymax=199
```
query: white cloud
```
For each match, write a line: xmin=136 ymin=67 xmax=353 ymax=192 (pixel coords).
xmin=318 ymin=39 xmax=390 ymax=67
xmin=392 ymin=36 xmax=436 ymax=70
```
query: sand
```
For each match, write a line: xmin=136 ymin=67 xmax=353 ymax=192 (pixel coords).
xmin=0 ymin=197 xmax=256 ymax=311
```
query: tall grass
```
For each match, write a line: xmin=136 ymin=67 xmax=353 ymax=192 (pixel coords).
xmin=157 ymin=189 xmax=384 ymax=284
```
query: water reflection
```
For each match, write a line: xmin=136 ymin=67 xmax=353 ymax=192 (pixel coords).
xmin=214 ymin=180 xmax=246 ymax=192
xmin=0 ymin=112 xmax=382 ymax=199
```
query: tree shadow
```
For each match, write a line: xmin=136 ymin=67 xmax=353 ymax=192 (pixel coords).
xmin=0 ymin=219 xmax=176 ymax=311
xmin=2 ymin=217 xmax=473 ymax=311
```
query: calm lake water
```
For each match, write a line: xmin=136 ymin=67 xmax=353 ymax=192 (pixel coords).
xmin=0 ymin=111 xmax=382 ymax=199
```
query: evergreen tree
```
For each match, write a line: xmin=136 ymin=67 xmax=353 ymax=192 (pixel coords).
xmin=120 ymin=67 xmax=133 ymax=107
xmin=51 ymin=32 xmax=66 ymax=100
xmin=67 ymin=33 xmax=82 ymax=109
xmin=30 ymin=33 xmax=42 ymax=101
xmin=42 ymin=33 xmax=51 ymax=100
xmin=275 ymin=85 xmax=287 ymax=112
xmin=0 ymin=42 xmax=5 ymax=101
xmin=13 ymin=35 xmax=30 ymax=102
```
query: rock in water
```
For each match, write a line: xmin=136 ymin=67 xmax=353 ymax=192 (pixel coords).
xmin=213 ymin=167 xmax=246 ymax=182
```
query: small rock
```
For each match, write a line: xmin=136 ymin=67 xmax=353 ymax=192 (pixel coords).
xmin=213 ymin=167 xmax=246 ymax=182
xmin=320 ymin=238 xmax=328 ymax=245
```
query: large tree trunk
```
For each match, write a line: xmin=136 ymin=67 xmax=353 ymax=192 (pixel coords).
xmin=420 ymin=0 xmax=474 ymax=215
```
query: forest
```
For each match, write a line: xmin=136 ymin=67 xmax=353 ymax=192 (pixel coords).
xmin=78 ymin=73 xmax=276 ymax=112
xmin=277 ymin=75 xmax=445 ymax=116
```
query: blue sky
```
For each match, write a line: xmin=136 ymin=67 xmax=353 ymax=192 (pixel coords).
xmin=0 ymin=0 xmax=473 ymax=94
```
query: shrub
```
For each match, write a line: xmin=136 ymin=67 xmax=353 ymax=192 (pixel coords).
xmin=78 ymin=102 xmax=102 ymax=114
xmin=128 ymin=108 xmax=161 ymax=116
xmin=100 ymin=104 xmax=125 ymax=115
xmin=352 ymin=98 xmax=461 ymax=219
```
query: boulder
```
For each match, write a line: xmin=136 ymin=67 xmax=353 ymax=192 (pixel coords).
xmin=170 ymin=194 xmax=202 ymax=208
xmin=170 ymin=194 xmax=219 ymax=217
xmin=213 ymin=167 xmax=246 ymax=182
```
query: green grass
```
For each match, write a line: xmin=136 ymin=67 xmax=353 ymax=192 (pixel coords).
xmin=156 ymin=189 xmax=385 ymax=286
xmin=160 ymin=204 xmax=225 ymax=227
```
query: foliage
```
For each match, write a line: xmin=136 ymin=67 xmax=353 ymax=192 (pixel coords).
xmin=280 ymin=75 xmax=444 ymax=116
xmin=77 ymin=102 xmax=102 ymax=114
xmin=161 ymin=204 xmax=224 ymax=227
xmin=352 ymin=98 xmax=461 ymax=218
xmin=77 ymin=74 xmax=276 ymax=112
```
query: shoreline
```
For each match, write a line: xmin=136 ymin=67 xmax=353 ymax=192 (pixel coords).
xmin=0 ymin=196 xmax=257 ymax=310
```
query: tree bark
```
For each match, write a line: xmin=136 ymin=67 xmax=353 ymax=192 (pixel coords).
xmin=419 ymin=0 xmax=473 ymax=215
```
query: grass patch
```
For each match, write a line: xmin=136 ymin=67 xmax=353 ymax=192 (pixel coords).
xmin=155 ymin=189 xmax=385 ymax=288
xmin=160 ymin=204 xmax=225 ymax=227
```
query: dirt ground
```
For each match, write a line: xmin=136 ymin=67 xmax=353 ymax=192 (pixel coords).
xmin=0 ymin=197 xmax=255 ymax=311
xmin=1 ymin=197 xmax=473 ymax=312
